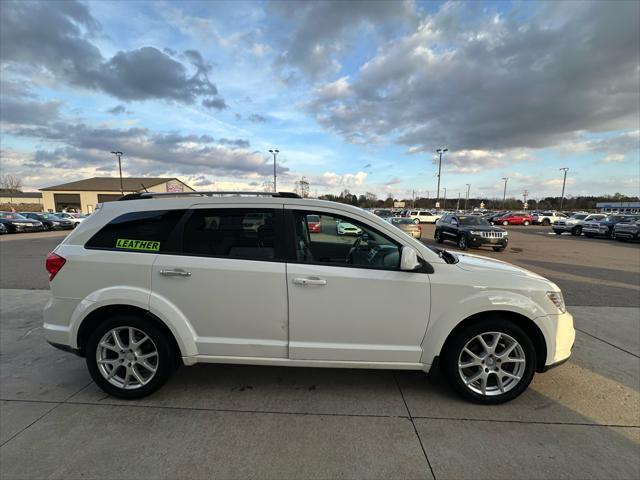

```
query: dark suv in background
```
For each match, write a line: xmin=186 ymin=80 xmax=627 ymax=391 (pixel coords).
xmin=435 ymin=214 xmax=509 ymax=251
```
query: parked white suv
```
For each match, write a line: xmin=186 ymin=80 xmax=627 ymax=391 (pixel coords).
xmin=44 ymin=192 xmax=574 ymax=404
xmin=408 ymin=210 xmax=441 ymax=224
xmin=553 ymin=213 xmax=605 ymax=236
xmin=533 ymin=211 xmax=567 ymax=226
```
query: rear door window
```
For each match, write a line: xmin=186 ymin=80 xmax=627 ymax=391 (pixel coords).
xmin=86 ymin=210 xmax=186 ymax=253
xmin=181 ymin=208 xmax=283 ymax=261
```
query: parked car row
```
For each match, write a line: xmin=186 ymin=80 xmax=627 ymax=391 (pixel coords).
xmin=0 ymin=211 xmax=87 ymax=234
xmin=576 ymin=214 xmax=640 ymax=242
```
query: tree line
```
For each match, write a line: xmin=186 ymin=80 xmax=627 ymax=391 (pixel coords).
xmin=318 ymin=190 xmax=639 ymax=211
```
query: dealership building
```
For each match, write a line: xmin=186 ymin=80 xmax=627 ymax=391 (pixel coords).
xmin=40 ymin=177 xmax=194 ymax=213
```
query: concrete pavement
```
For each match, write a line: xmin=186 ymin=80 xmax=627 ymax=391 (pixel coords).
xmin=1 ymin=289 xmax=638 ymax=479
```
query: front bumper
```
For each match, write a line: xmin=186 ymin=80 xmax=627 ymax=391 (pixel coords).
xmin=544 ymin=310 xmax=575 ymax=368
xmin=12 ymin=224 xmax=44 ymax=232
xmin=614 ymin=230 xmax=639 ymax=239
xmin=468 ymin=235 xmax=508 ymax=248
xmin=553 ymin=224 xmax=576 ymax=232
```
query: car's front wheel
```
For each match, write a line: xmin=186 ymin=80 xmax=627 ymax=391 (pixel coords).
xmin=502 ymin=220 xmax=509 ymax=226
xmin=457 ymin=234 xmax=468 ymax=250
xmin=523 ymin=220 xmax=530 ymax=226
xmin=572 ymin=226 xmax=582 ymax=236
xmin=434 ymin=229 xmax=444 ymax=243
xmin=442 ymin=319 xmax=536 ymax=404
xmin=86 ymin=315 xmax=175 ymax=399
xmin=413 ymin=218 xmax=420 ymax=224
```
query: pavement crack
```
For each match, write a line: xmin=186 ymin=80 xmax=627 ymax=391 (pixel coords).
xmin=575 ymin=327 xmax=640 ymax=359
xmin=393 ymin=372 xmax=437 ymax=480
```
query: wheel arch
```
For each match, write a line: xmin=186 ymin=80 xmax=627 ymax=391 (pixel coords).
xmin=76 ymin=304 xmax=182 ymax=364
xmin=437 ymin=310 xmax=547 ymax=373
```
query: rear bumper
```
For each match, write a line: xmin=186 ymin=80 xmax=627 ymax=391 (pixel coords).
xmin=43 ymin=295 xmax=81 ymax=349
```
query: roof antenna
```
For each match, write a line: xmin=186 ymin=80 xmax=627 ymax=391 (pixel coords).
xmin=140 ymin=183 xmax=149 ymax=192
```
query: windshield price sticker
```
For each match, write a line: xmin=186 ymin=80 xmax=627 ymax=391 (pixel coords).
xmin=115 ymin=238 xmax=160 ymax=251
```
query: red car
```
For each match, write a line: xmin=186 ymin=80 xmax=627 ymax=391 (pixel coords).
xmin=307 ymin=214 xmax=321 ymax=233
xmin=495 ymin=212 xmax=533 ymax=226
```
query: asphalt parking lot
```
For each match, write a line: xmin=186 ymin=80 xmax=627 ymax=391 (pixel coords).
xmin=1 ymin=228 xmax=639 ymax=479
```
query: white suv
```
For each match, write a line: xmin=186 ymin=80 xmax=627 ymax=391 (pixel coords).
xmin=44 ymin=192 xmax=574 ymax=404
xmin=408 ymin=210 xmax=441 ymax=224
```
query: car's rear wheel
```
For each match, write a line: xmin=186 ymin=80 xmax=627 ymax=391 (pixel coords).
xmin=413 ymin=218 xmax=420 ymax=224
xmin=523 ymin=220 xmax=530 ymax=226
xmin=502 ymin=220 xmax=509 ymax=226
xmin=434 ymin=229 xmax=444 ymax=243
xmin=442 ymin=319 xmax=536 ymax=404
xmin=554 ymin=230 xmax=562 ymax=235
xmin=542 ymin=219 xmax=550 ymax=226
xmin=572 ymin=226 xmax=582 ymax=236
xmin=86 ymin=315 xmax=175 ymax=399
xmin=457 ymin=234 xmax=468 ymax=250
xmin=584 ymin=233 xmax=594 ymax=238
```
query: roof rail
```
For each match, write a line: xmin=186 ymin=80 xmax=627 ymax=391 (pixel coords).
xmin=118 ymin=191 xmax=301 ymax=201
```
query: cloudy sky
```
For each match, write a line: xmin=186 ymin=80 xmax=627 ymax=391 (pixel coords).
xmin=1 ymin=0 xmax=638 ymax=200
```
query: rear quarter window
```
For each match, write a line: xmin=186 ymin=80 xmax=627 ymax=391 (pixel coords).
xmin=85 ymin=210 xmax=186 ymax=253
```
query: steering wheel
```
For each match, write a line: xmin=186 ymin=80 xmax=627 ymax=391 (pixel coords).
xmin=345 ymin=235 xmax=364 ymax=264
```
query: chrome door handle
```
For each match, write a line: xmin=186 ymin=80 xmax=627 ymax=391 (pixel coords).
xmin=159 ymin=268 xmax=192 ymax=277
xmin=293 ymin=276 xmax=327 ymax=286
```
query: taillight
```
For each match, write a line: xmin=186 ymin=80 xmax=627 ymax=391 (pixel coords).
xmin=45 ymin=252 xmax=66 ymax=281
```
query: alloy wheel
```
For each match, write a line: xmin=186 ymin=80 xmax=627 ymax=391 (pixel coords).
xmin=96 ymin=326 xmax=159 ymax=390
xmin=457 ymin=331 xmax=526 ymax=396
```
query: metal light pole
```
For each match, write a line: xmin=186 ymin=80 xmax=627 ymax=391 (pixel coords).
xmin=523 ymin=189 xmax=529 ymax=210
xmin=435 ymin=148 xmax=448 ymax=208
xmin=502 ymin=177 xmax=509 ymax=208
xmin=559 ymin=167 xmax=569 ymax=210
xmin=465 ymin=184 xmax=471 ymax=211
xmin=443 ymin=187 xmax=447 ymax=210
xmin=268 ymin=149 xmax=279 ymax=192
xmin=110 ymin=151 xmax=124 ymax=195
xmin=456 ymin=191 xmax=460 ymax=210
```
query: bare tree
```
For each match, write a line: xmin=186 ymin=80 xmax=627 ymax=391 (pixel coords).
xmin=0 ymin=174 xmax=23 ymax=193
xmin=294 ymin=176 xmax=310 ymax=198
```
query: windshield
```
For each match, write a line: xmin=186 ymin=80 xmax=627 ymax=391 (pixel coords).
xmin=40 ymin=213 xmax=62 ymax=220
xmin=458 ymin=216 xmax=491 ymax=226
xmin=572 ymin=214 xmax=588 ymax=220
xmin=0 ymin=212 xmax=27 ymax=220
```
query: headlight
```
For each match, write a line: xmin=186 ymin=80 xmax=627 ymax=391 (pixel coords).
xmin=546 ymin=291 xmax=566 ymax=313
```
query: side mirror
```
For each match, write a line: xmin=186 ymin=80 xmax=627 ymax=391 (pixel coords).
xmin=400 ymin=246 xmax=422 ymax=271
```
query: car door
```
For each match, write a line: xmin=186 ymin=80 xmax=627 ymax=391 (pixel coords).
xmin=285 ymin=208 xmax=430 ymax=363
xmin=151 ymin=205 xmax=289 ymax=358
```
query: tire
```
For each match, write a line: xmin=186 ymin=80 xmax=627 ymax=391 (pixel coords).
xmin=413 ymin=218 xmax=420 ymax=224
xmin=434 ymin=229 xmax=444 ymax=243
xmin=492 ymin=246 xmax=505 ymax=252
xmin=442 ymin=318 xmax=536 ymax=404
xmin=584 ymin=233 xmax=594 ymax=238
xmin=617 ymin=237 xmax=628 ymax=242
xmin=457 ymin=234 xmax=468 ymax=250
xmin=572 ymin=226 xmax=582 ymax=236
xmin=554 ymin=230 xmax=562 ymax=235
xmin=86 ymin=314 xmax=176 ymax=399
xmin=523 ymin=220 xmax=530 ymax=226
xmin=542 ymin=219 xmax=550 ymax=226
xmin=502 ymin=220 xmax=509 ymax=226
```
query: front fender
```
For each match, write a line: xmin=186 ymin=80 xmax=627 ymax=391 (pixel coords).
xmin=421 ymin=288 xmax=551 ymax=366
